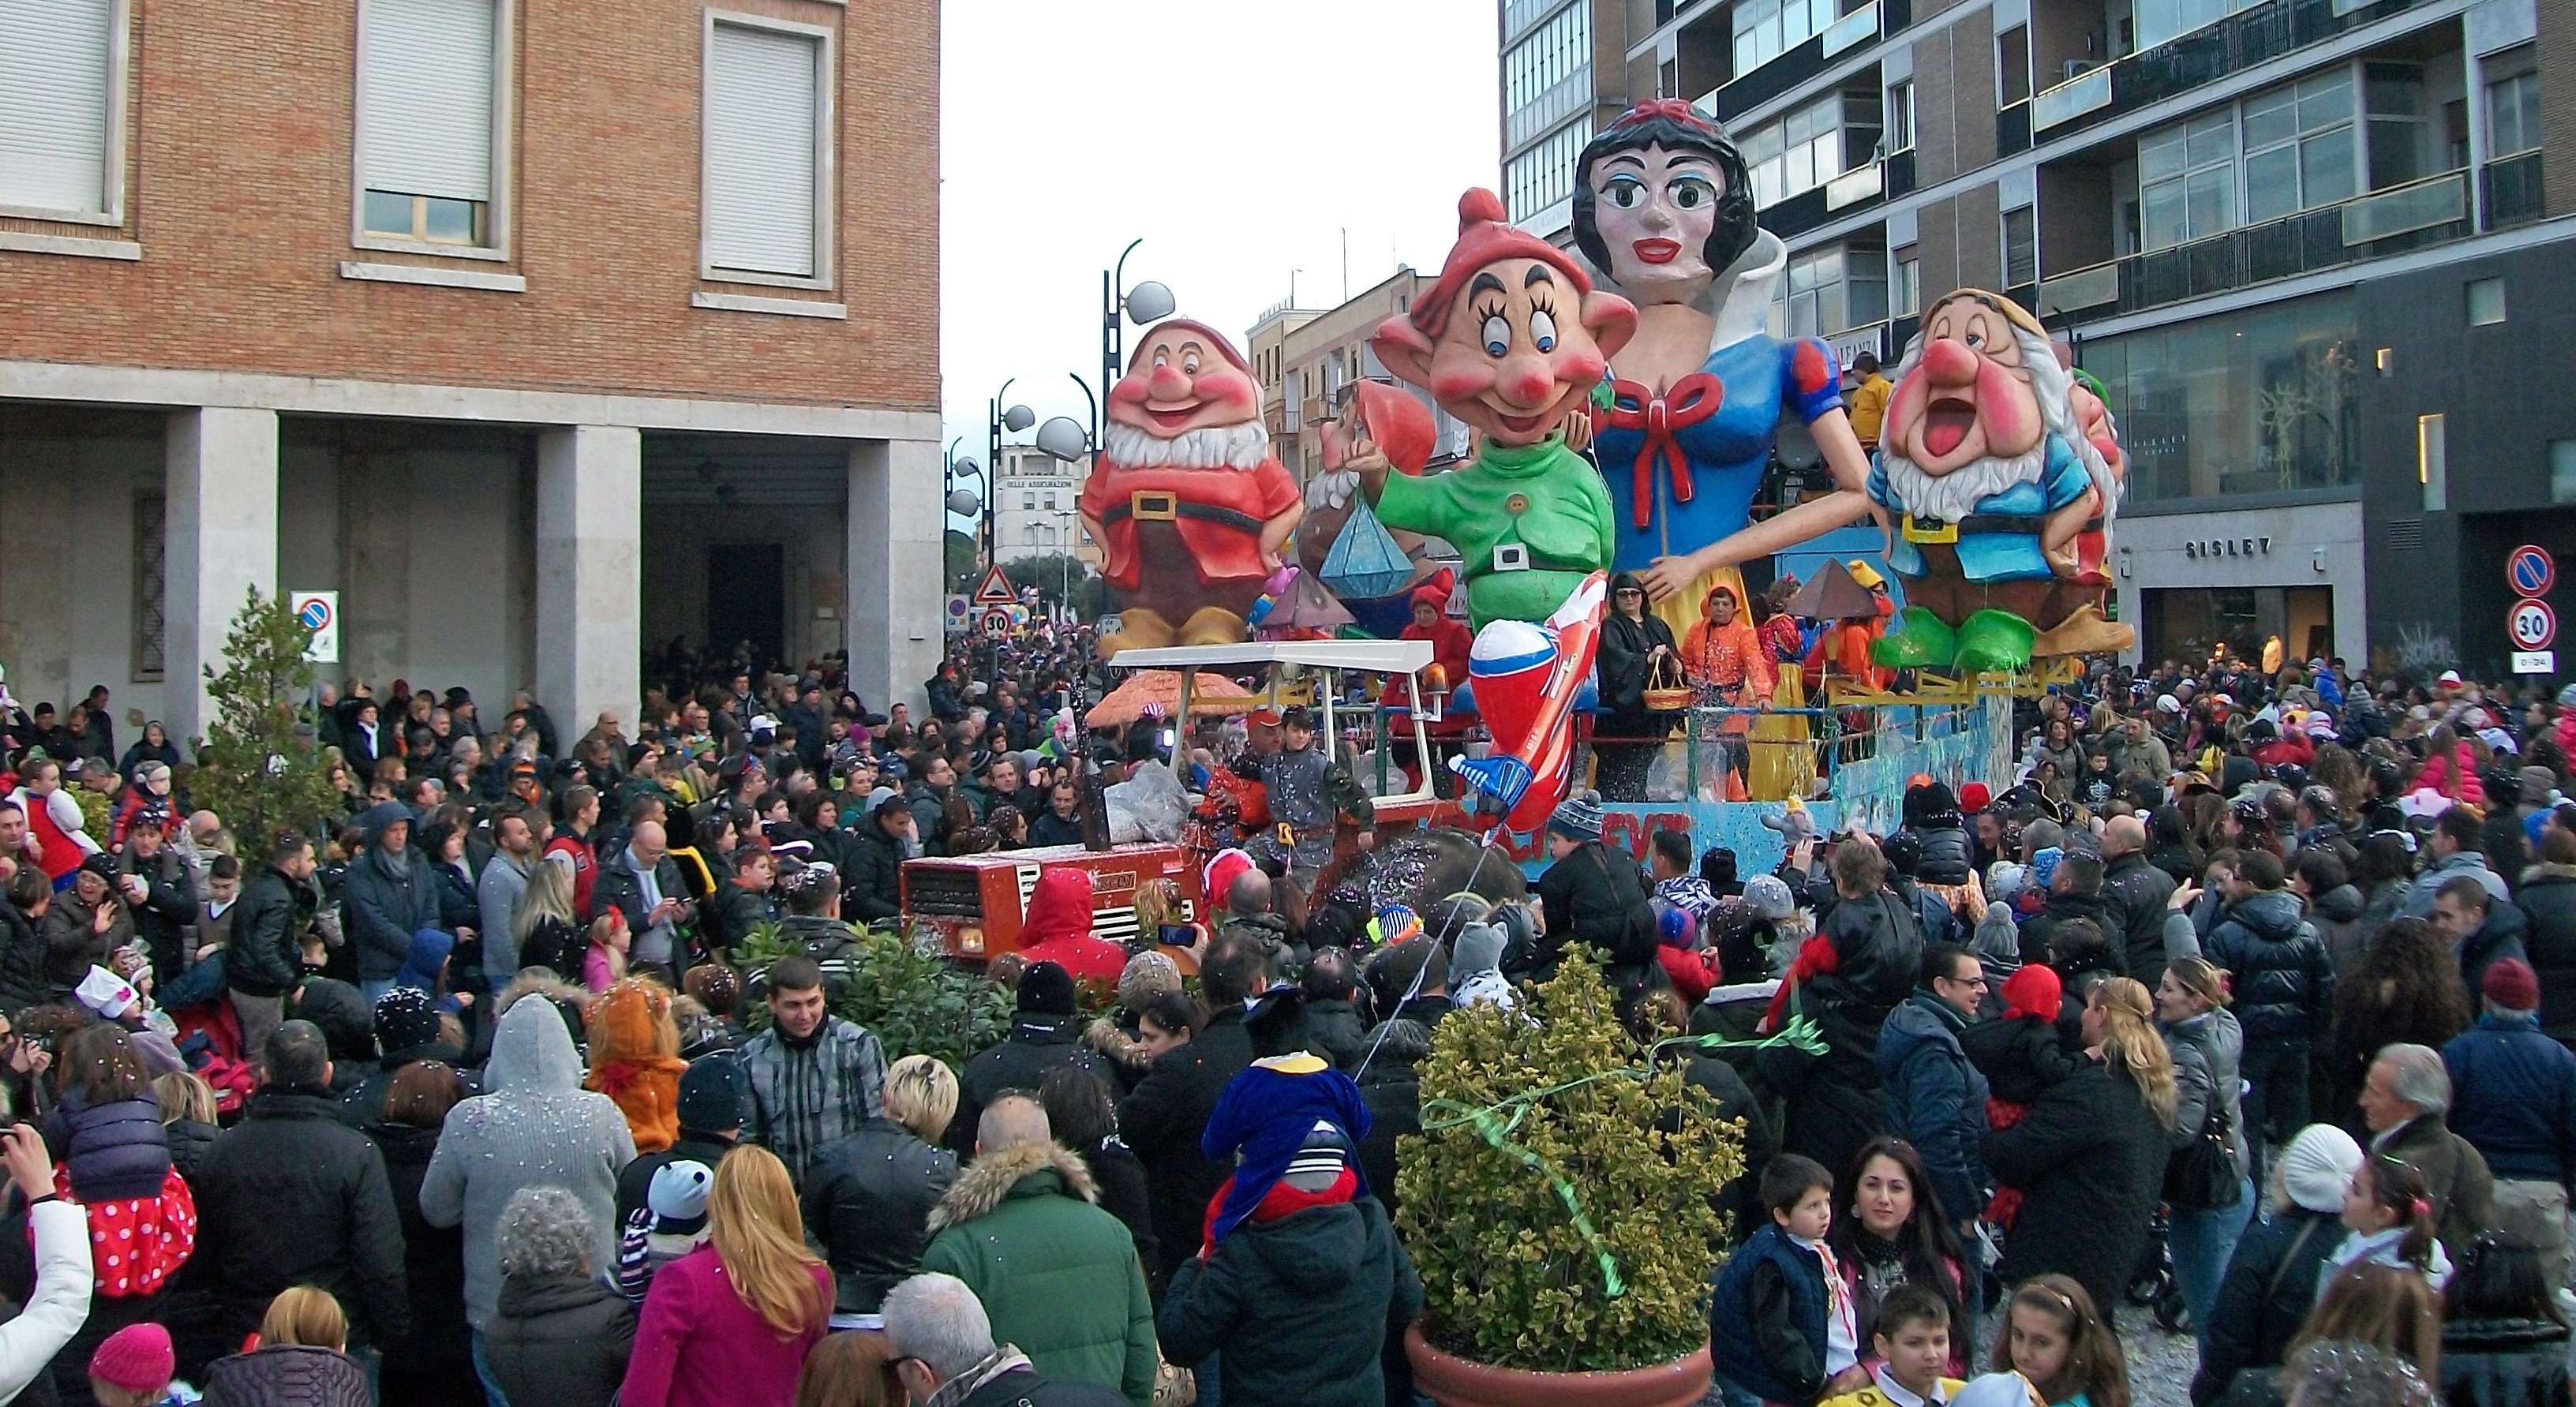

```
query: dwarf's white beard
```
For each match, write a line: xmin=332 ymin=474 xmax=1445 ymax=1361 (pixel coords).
xmin=1878 ymin=439 xmax=2050 ymax=523
xmin=1101 ymin=420 xmax=1269 ymax=470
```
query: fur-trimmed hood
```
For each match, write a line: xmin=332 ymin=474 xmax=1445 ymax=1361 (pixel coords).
xmin=497 ymin=968 xmax=590 ymax=1016
xmin=927 ymin=1141 xmax=1100 ymax=1231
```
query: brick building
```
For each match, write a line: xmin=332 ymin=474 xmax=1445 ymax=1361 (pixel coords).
xmin=0 ymin=0 xmax=942 ymax=742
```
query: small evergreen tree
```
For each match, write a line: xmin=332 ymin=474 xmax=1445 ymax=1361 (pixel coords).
xmin=188 ymin=588 xmax=345 ymax=855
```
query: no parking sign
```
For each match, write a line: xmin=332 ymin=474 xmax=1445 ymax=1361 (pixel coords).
xmin=290 ymin=590 xmax=339 ymax=663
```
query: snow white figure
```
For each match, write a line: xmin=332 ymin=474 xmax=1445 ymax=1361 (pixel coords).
xmin=1574 ymin=99 xmax=1879 ymax=796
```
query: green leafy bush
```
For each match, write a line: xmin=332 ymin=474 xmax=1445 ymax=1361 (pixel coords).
xmin=1395 ymin=953 xmax=1741 ymax=1374
xmin=733 ymin=919 xmax=1014 ymax=1071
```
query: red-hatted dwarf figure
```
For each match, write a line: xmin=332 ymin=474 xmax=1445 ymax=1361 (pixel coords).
xmin=1864 ymin=289 xmax=2132 ymax=672
xmin=1350 ymin=189 xmax=1638 ymax=831
xmin=1082 ymin=319 xmax=1305 ymax=658
xmin=1383 ymin=569 xmax=1475 ymax=791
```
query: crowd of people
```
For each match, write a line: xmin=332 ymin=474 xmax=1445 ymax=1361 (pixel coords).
xmin=0 ymin=629 xmax=2571 ymax=1407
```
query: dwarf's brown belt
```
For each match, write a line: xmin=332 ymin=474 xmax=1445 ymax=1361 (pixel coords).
xmin=1904 ymin=511 xmax=2106 ymax=541
xmin=1101 ymin=492 xmax=1261 ymax=533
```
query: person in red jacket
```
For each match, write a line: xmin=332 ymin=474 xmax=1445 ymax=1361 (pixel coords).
xmin=2247 ymin=718 xmax=2315 ymax=772
xmin=1013 ymin=869 xmax=1125 ymax=987
xmin=1387 ymin=573 xmax=1473 ymax=792
xmin=547 ymin=784 xmax=603 ymax=920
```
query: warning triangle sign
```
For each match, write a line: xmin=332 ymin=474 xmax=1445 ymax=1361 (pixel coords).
xmin=972 ymin=566 xmax=1017 ymax=604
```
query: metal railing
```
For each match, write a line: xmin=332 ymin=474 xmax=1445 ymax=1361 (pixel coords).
xmin=2030 ymin=0 xmax=2432 ymax=141
xmin=2038 ymin=167 xmax=2473 ymax=319
xmin=2483 ymin=150 xmax=2545 ymax=229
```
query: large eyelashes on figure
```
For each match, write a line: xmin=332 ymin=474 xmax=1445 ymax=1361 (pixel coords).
xmin=1477 ymin=299 xmax=1512 ymax=358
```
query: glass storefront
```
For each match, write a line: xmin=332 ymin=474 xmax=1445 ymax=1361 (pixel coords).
xmin=2140 ymin=585 xmax=2335 ymax=666
xmin=2079 ymin=291 xmax=2360 ymax=503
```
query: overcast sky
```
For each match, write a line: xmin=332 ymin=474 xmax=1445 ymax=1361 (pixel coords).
xmin=938 ymin=2 xmax=1502 ymax=511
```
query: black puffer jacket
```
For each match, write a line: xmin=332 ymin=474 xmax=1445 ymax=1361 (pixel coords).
xmin=1158 ymin=1196 xmax=1423 ymax=1407
xmin=802 ymin=1117 xmax=959 ymax=1313
xmin=42 ymin=1091 xmax=172 ymax=1200
xmin=0 ymin=895 xmax=48 ymax=1012
xmin=2204 ymin=889 xmax=2334 ymax=1049
xmin=482 ymin=1268 xmax=637 ymax=1407
xmin=949 ymin=1013 xmax=1110 ymax=1156
xmin=2521 ymin=864 xmax=2576 ymax=1049
xmin=1758 ymin=982 xmax=1892 ymax=1184
xmin=2305 ymin=882 xmax=2368 ymax=976
xmin=164 ymin=1117 xmax=221 ymax=1183
xmin=200 ymin=1346 xmax=372 ymax=1407
xmin=2440 ymin=1317 xmax=2574 ymax=1407
xmin=1901 ymin=821 xmax=1975 ymax=886
xmin=2020 ymin=889 xmax=2121 ymax=975
xmin=2188 ymin=1207 xmax=2340 ymax=1405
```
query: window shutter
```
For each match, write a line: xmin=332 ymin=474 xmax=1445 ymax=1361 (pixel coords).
xmin=358 ymin=0 xmax=495 ymax=203
xmin=0 ymin=0 xmax=114 ymax=215
xmin=705 ymin=21 xmax=819 ymax=278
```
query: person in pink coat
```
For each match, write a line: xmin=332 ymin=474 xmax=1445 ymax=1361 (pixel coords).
xmin=618 ymin=1146 xmax=832 ymax=1407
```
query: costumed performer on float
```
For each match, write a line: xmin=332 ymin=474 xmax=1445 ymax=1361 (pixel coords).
xmin=1680 ymin=578 xmax=1772 ymax=799
xmin=1081 ymin=319 xmax=1305 ymax=657
xmin=1571 ymin=101 xmax=1881 ymax=628
xmin=1383 ymin=569 xmax=1472 ymax=795
xmin=1348 ymin=189 xmax=1636 ymax=832
xmin=1863 ymin=289 xmax=2132 ymax=672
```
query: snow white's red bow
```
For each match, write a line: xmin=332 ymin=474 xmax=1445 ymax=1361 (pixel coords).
xmin=1611 ymin=99 xmax=1722 ymax=133
xmin=1606 ymin=373 xmax=1723 ymax=529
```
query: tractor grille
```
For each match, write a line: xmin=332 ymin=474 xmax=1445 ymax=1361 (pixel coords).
xmin=906 ymin=866 xmax=987 ymax=918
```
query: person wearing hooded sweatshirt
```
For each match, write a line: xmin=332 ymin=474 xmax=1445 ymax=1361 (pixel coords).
xmin=1158 ymin=1054 xmax=1422 ymax=1407
xmin=342 ymin=802 xmax=442 ymax=1004
xmin=421 ymin=994 xmax=636 ymax=1398
xmin=2188 ymin=1124 xmax=2364 ymax=1405
xmin=1015 ymin=870 xmax=1126 ymax=988
xmin=2204 ymin=850 xmax=2335 ymax=1187
xmin=947 ymin=961 xmax=1107 ymax=1157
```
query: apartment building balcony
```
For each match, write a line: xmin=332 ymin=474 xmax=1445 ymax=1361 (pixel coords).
xmin=2028 ymin=0 xmax=2435 ymax=142
xmin=2038 ymin=164 xmax=2478 ymax=318
xmin=2481 ymin=149 xmax=2544 ymax=228
xmin=1709 ymin=0 xmax=1908 ymax=121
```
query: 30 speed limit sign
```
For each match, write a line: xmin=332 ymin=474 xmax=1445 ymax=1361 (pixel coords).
xmin=2510 ymin=598 xmax=2557 ymax=651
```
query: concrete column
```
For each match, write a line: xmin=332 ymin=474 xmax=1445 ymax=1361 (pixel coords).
xmin=165 ymin=407 xmax=280 ymax=746
xmin=848 ymin=436 xmax=942 ymax=713
xmin=536 ymin=425 xmax=642 ymax=735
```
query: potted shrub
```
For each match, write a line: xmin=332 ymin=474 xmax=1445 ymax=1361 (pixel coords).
xmin=1395 ymin=952 xmax=1743 ymax=1407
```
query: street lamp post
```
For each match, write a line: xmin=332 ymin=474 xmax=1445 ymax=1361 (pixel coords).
xmin=1035 ymin=409 xmax=1097 ymax=623
xmin=985 ymin=379 xmax=1035 ymax=567
xmin=1099 ymin=240 xmax=1176 ymax=450
xmin=942 ymin=438 xmax=986 ymax=580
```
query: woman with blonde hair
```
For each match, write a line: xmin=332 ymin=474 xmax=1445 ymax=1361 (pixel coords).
xmin=513 ymin=859 xmax=582 ymax=979
xmin=620 ymin=1146 xmax=832 ymax=1407
xmin=197 ymin=1285 xmax=372 ymax=1405
xmin=802 ymin=1055 xmax=958 ymax=1319
xmin=1985 ymin=976 xmax=2181 ymax=1324
xmin=586 ymin=979 xmax=689 ymax=1153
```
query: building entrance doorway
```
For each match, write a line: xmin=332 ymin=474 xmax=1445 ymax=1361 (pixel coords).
xmin=706 ymin=542 xmax=785 ymax=665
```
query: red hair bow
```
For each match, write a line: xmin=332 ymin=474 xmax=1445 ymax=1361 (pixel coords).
xmin=1612 ymin=99 xmax=1722 ymax=134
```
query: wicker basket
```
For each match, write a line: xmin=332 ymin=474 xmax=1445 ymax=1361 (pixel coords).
xmin=1641 ymin=653 xmax=1694 ymax=713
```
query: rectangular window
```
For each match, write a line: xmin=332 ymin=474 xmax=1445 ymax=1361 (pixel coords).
xmin=2488 ymin=71 xmax=2541 ymax=157
xmin=131 ymin=491 xmax=163 ymax=683
xmin=2467 ymin=277 xmax=2504 ymax=326
xmin=1893 ymin=255 xmax=1920 ymax=315
xmin=1886 ymin=81 xmax=1915 ymax=152
xmin=2364 ymin=62 xmax=2431 ymax=191
xmin=2138 ymin=110 xmax=2238 ymax=251
xmin=702 ymin=13 xmax=832 ymax=285
xmin=2419 ymin=413 xmax=2446 ymax=512
xmin=1505 ymin=114 xmax=1590 ymax=219
xmin=1743 ymin=93 xmax=1848 ymax=208
xmin=2003 ymin=206 xmax=2037 ymax=286
xmin=2240 ymin=69 xmax=2355 ymax=224
xmin=356 ymin=0 xmax=500 ymax=251
xmin=1771 ymin=241 xmax=1885 ymax=338
xmin=2552 ymin=440 xmax=2576 ymax=506
xmin=0 ymin=0 xmax=124 ymax=221
xmin=1998 ymin=25 xmax=2031 ymax=106
xmin=1732 ymin=0 xmax=1836 ymax=77
xmin=1022 ymin=492 xmax=1035 ymax=510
